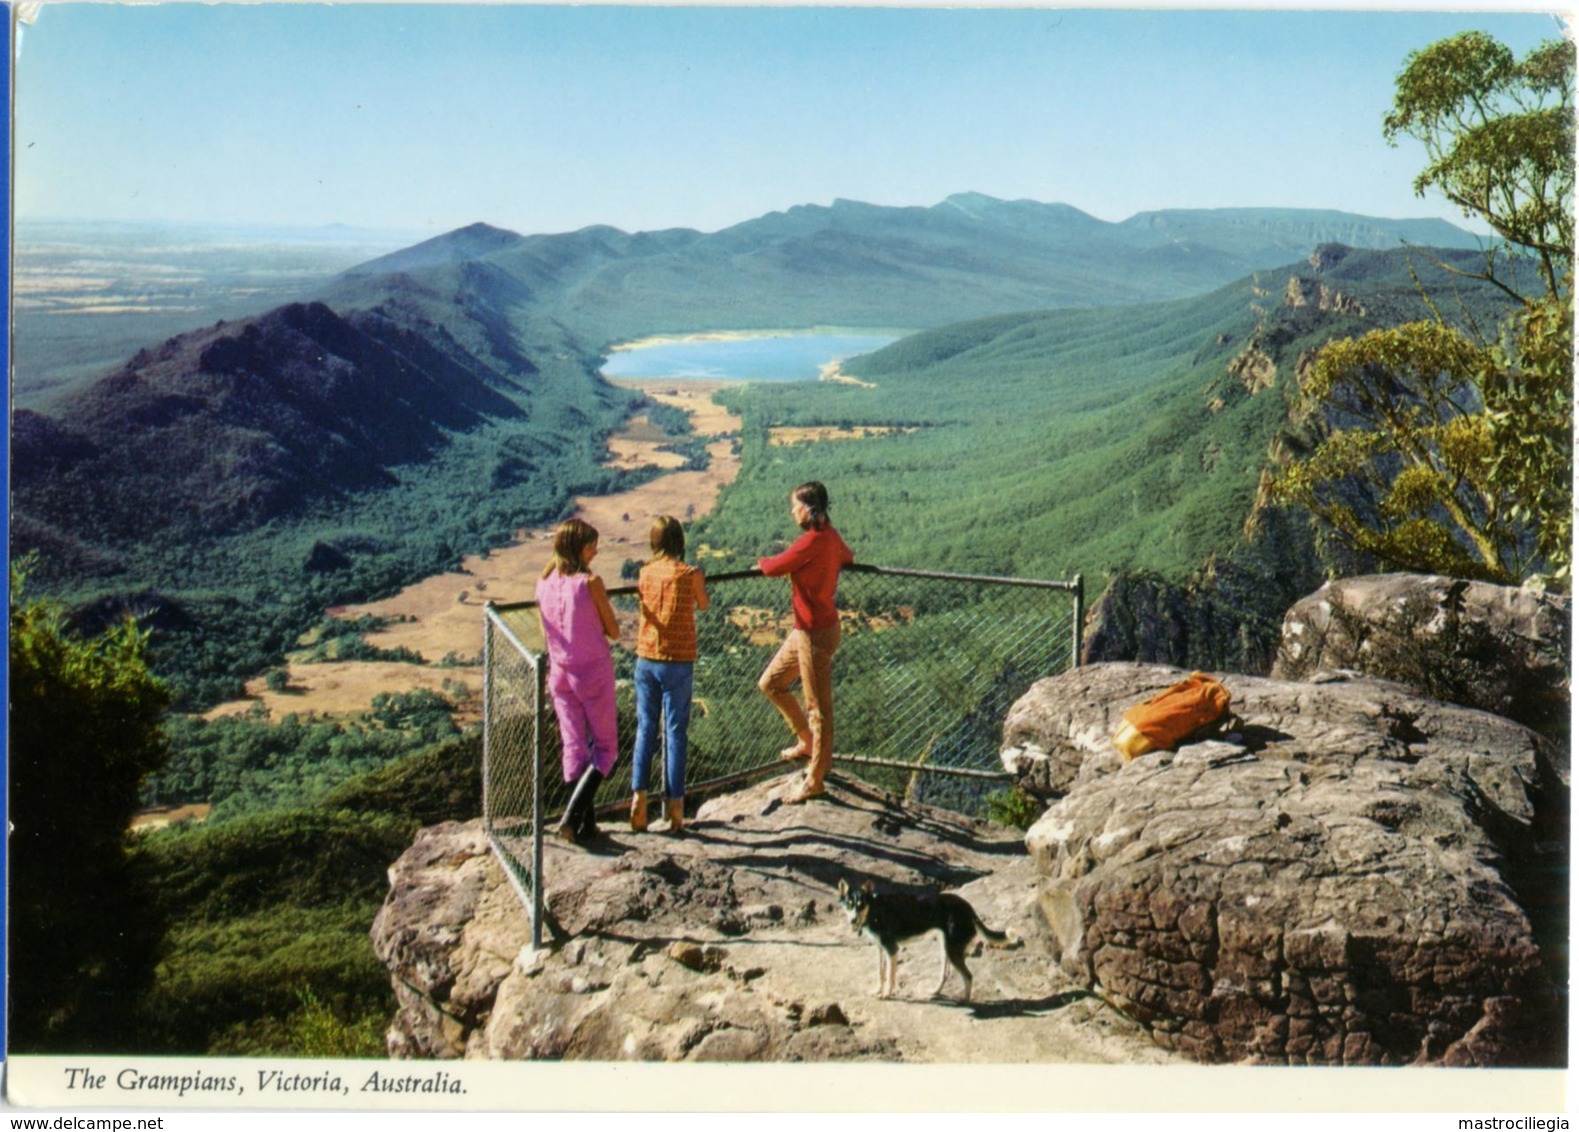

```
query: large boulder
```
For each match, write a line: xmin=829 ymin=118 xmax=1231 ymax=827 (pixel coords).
xmin=1002 ymin=662 xmax=1565 ymax=1066
xmin=1271 ymin=573 xmax=1571 ymax=739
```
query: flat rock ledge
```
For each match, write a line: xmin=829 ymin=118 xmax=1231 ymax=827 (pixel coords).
xmin=1000 ymin=661 xmax=1566 ymax=1067
xmin=371 ymin=775 xmax=1180 ymax=1064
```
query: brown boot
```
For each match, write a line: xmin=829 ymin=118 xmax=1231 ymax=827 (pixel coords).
xmin=630 ymin=791 xmax=649 ymax=832
xmin=664 ymin=797 xmax=684 ymax=836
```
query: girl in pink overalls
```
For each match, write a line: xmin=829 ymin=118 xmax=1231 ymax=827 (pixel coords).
xmin=536 ymin=518 xmax=620 ymax=843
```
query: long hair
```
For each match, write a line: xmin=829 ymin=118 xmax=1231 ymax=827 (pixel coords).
xmin=794 ymin=481 xmax=831 ymax=531
xmin=649 ymin=515 xmax=685 ymax=561
xmin=542 ymin=518 xmax=599 ymax=578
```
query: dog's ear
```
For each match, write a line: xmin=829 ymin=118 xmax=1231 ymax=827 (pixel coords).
xmin=838 ymin=878 xmax=849 ymax=898
xmin=861 ymin=880 xmax=875 ymax=894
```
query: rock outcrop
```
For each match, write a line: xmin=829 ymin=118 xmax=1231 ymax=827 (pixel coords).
xmin=372 ymin=776 xmax=1177 ymax=1064
xmin=1000 ymin=661 xmax=1564 ymax=1066
xmin=1271 ymin=573 xmax=1571 ymax=740
xmin=1227 ymin=340 xmax=1277 ymax=395
xmin=1284 ymin=275 xmax=1366 ymax=317
xmin=374 ymin=571 xmax=1569 ymax=1069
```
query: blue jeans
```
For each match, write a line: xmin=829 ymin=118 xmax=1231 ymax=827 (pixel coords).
xmin=633 ymin=658 xmax=694 ymax=799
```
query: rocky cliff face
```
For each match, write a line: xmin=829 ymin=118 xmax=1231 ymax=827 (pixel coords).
xmin=1080 ymin=518 xmax=1325 ymax=677
xmin=1000 ymin=661 xmax=1565 ymax=1066
xmin=1080 ymin=564 xmax=1280 ymax=675
xmin=1284 ymin=275 xmax=1366 ymax=317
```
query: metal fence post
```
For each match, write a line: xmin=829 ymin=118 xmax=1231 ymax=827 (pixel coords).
xmin=531 ymin=653 xmax=547 ymax=950
xmin=481 ymin=604 xmax=494 ymax=832
xmin=1072 ymin=573 xmax=1084 ymax=669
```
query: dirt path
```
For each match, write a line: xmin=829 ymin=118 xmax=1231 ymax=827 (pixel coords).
xmin=129 ymin=802 xmax=213 ymax=833
xmin=206 ymin=380 xmax=742 ymax=722
xmin=769 ymin=424 xmax=912 ymax=445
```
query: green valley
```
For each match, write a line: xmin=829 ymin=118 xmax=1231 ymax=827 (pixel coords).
xmin=689 ymin=246 xmax=1517 ymax=670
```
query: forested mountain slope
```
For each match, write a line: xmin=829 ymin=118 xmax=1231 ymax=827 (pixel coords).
xmin=690 ymin=245 xmax=1516 ymax=667
xmin=11 ymin=286 xmax=638 ymax=705
xmin=14 ymin=302 xmax=529 ymax=545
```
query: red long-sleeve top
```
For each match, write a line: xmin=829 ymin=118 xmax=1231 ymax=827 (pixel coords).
xmin=758 ymin=525 xmax=854 ymax=631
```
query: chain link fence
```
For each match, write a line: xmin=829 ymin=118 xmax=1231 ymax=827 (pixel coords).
xmin=483 ymin=564 xmax=1081 ymax=944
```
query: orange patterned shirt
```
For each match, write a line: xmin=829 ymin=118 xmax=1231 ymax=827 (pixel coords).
xmin=636 ymin=558 xmax=708 ymax=662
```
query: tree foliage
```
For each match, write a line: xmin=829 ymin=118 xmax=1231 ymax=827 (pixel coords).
xmin=1385 ymin=31 xmax=1574 ymax=299
xmin=1273 ymin=32 xmax=1573 ymax=586
xmin=151 ymin=688 xmax=460 ymax=820
xmin=1481 ymin=291 xmax=1574 ymax=578
xmin=126 ymin=733 xmax=481 ymax=1054
xmin=9 ymin=559 xmax=171 ymax=1049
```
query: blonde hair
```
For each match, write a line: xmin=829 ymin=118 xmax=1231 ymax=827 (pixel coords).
xmin=649 ymin=515 xmax=685 ymax=561
xmin=542 ymin=518 xmax=599 ymax=578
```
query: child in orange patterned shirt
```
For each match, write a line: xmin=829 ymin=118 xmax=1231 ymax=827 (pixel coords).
xmin=631 ymin=515 xmax=709 ymax=834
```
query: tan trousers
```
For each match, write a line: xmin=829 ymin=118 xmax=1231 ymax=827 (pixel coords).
xmin=758 ymin=623 xmax=840 ymax=787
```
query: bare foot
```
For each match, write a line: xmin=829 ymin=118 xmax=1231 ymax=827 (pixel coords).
xmin=786 ymin=781 xmax=826 ymax=804
xmin=779 ymin=742 xmax=812 ymax=762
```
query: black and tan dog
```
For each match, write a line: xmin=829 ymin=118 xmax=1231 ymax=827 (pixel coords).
xmin=838 ymin=877 xmax=1017 ymax=1002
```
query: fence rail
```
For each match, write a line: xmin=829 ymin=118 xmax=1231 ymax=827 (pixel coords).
xmin=483 ymin=563 xmax=1081 ymax=945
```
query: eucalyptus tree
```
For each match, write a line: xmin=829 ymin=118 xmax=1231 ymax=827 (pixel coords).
xmin=1272 ymin=31 xmax=1574 ymax=585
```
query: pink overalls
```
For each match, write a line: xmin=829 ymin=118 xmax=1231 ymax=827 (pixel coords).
xmin=536 ymin=571 xmax=619 ymax=782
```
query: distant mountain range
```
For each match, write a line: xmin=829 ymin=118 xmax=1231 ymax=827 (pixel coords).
xmin=327 ymin=194 xmax=1485 ymax=339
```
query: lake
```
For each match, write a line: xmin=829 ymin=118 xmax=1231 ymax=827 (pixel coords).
xmin=601 ymin=331 xmax=900 ymax=382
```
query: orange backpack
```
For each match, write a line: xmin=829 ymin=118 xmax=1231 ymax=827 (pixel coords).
xmin=1113 ymin=672 xmax=1233 ymax=761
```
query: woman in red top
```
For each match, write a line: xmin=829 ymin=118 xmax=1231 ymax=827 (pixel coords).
xmin=757 ymin=481 xmax=854 ymax=803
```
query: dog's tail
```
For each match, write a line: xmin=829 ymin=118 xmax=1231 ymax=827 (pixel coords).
xmin=973 ymin=914 xmax=1021 ymax=950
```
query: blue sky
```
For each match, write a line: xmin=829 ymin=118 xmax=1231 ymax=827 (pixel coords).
xmin=14 ymin=4 xmax=1566 ymax=238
